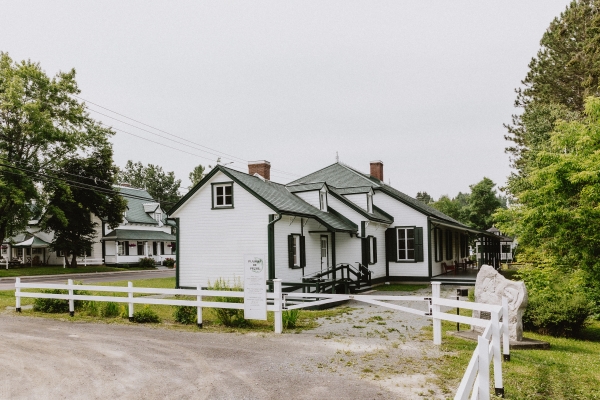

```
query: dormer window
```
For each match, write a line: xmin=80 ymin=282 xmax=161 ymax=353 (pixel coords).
xmin=367 ymin=193 xmax=373 ymax=213
xmin=212 ymin=182 xmax=234 ymax=209
xmin=153 ymin=212 xmax=162 ymax=222
xmin=319 ymin=191 xmax=327 ymax=211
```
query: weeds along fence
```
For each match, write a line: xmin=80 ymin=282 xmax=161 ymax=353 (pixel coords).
xmin=14 ymin=279 xmax=509 ymax=399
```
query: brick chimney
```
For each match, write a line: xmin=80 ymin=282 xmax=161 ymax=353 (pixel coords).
xmin=370 ymin=160 xmax=383 ymax=181
xmin=248 ymin=160 xmax=271 ymax=180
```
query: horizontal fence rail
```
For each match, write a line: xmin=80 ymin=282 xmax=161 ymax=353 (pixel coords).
xmin=14 ymin=278 xmax=510 ymax=399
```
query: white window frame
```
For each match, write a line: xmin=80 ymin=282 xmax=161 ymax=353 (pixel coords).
xmin=367 ymin=193 xmax=373 ymax=213
xmin=397 ymin=227 xmax=415 ymax=261
xmin=319 ymin=191 xmax=327 ymax=211
xmin=369 ymin=236 xmax=376 ymax=264
xmin=292 ymin=234 xmax=301 ymax=267
xmin=213 ymin=183 xmax=233 ymax=208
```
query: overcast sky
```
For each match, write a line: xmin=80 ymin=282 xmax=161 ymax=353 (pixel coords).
xmin=1 ymin=1 xmax=571 ymax=199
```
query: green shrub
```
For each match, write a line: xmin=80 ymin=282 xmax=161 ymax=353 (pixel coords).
xmin=164 ymin=258 xmax=175 ymax=268
xmin=518 ymin=266 xmax=594 ymax=337
xmin=524 ymin=291 xmax=593 ymax=337
xmin=138 ymin=257 xmax=156 ymax=268
xmin=85 ymin=301 xmax=99 ymax=316
xmin=33 ymin=286 xmax=88 ymax=313
xmin=33 ymin=290 xmax=70 ymax=313
xmin=283 ymin=309 xmax=300 ymax=329
xmin=119 ymin=303 xmax=130 ymax=319
xmin=174 ymin=305 xmax=197 ymax=325
xmin=132 ymin=306 xmax=161 ymax=323
xmin=208 ymin=277 xmax=248 ymax=327
xmin=101 ymin=302 xmax=120 ymax=318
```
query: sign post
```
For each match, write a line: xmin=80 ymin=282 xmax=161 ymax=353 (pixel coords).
xmin=244 ymin=254 xmax=267 ymax=320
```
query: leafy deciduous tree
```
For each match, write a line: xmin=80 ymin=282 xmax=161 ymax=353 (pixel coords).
xmin=118 ymin=160 xmax=181 ymax=208
xmin=42 ymin=146 xmax=126 ymax=267
xmin=0 ymin=52 xmax=107 ymax=248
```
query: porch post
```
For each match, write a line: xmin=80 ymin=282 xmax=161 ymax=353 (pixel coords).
xmin=115 ymin=241 xmax=119 ymax=265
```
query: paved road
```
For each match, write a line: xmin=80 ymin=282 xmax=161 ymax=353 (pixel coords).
xmin=0 ymin=269 xmax=175 ymax=290
xmin=0 ymin=314 xmax=417 ymax=400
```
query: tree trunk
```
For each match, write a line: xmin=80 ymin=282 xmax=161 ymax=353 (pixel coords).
xmin=70 ymin=253 xmax=78 ymax=268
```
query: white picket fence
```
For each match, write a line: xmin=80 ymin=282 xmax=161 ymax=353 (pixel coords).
xmin=14 ymin=279 xmax=508 ymax=399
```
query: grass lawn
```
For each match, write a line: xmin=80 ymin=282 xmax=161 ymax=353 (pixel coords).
xmin=0 ymin=265 xmax=156 ymax=278
xmin=428 ymin=316 xmax=600 ymax=399
xmin=2 ymin=277 xmax=354 ymax=334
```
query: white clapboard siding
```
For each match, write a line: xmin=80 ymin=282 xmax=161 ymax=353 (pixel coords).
xmin=364 ymin=222 xmax=388 ymax=279
xmin=334 ymin=231 xmax=362 ymax=268
xmin=293 ymin=191 xmax=321 ymax=210
xmin=343 ymin=193 xmax=367 ymax=211
xmin=373 ymin=192 xmax=429 ymax=277
xmin=172 ymin=172 xmax=272 ymax=288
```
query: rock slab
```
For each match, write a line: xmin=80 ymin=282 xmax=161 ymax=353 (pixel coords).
xmin=473 ymin=265 xmax=528 ymax=341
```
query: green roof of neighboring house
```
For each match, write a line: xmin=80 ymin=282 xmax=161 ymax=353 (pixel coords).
xmin=288 ymin=162 xmax=465 ymax=226
xmin=12 ymin=234 xmax=51 ymax=248
xmin=101 ymin=229 xmax=176 ymax=242
xmin=117 ymin=187 xmax=162 ymax=225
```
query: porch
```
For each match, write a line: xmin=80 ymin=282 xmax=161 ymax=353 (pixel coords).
xmin=432 ymin=266 xmax=479 ymax=285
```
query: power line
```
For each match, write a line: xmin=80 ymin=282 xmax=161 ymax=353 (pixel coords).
xmin=0 ymin=162 xmax=174 ymax=204
xmin=75 ymin=94 xmax=299 ymax=178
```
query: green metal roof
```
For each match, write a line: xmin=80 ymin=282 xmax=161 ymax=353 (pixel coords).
xmin=117 ymin=187 xmax=161 ymax=225
xmin=289 ymin=162 xmax=466 ymax=226
xmin=101 ymin=229 xmax=176 ymax=242
xmin=286 ymin=182 xmax=326 ymax=193
xmin=223 ymin=168 xmax=358 ymax=232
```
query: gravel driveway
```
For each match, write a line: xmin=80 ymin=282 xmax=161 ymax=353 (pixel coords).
xmin=0 ymin=286 xmax=460 ymax=400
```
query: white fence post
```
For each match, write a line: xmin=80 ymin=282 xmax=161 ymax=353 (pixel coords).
xmin=15 ymin=277 xmax=21 ymax=312
xmin=502 ymin=296 xmax=510 ymax=361
xmin=477 ymin=335 xmax=490 ymax=400
xmin=492 ymin=310 xmax=504 ymax=397
xmin=273 ymin=279 xmax=282 ymax=334
xmin=197 ymin=284 xmax=203 ymax=329
xmin=68 ymin=279 xmax=74 ymax=317
xmin=128 ymin=281 xmax=134 ymax=322
xmin=431 ymin=282 xmax=442 ymax=345
xmin=5 ymin=257 xmax=8 ymax=270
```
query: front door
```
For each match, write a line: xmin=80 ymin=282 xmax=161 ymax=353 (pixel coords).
xmin=320 ymin=235 xmax=329 ymax=273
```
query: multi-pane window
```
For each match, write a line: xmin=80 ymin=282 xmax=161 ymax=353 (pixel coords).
xmin=214 ymin=184 xmax=233 ymax=207
xmin=397 ymin=228 xmax=415 ymax=261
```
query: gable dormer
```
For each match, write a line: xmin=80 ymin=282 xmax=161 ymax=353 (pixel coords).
xmin=287 ymin=182 xmax=328 ymax=212
xmin=335 ymin=186 xmax=374 ymax=214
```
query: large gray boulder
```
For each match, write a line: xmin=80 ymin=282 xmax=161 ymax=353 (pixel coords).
xmin=472 ymin=265 xmax=528 ymax=341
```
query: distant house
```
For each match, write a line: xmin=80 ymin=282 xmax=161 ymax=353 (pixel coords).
xmin=475 ymin=227 xmax=516 ymax=264
xmin=1 ymin=187 xmax=176 ymax=266
xmin=168 ymin=160 xmax=500 ymax=289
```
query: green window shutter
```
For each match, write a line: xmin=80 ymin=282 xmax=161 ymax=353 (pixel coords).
xmin=361 ymin=237 xmax=369 ymax=266
xmin=125 ymin=241 xmax=129 ymax=256
xmin=385 ymin=228 xmax=397 ymax=262
xmin=288 ymin=235 xmax=294 ymax=268
xmin=414 ymin=227 xmax=423 ymax=262
xmin=372 ymin=237 xmax=377 ymax=264
xmin=300 ymin=236 xmax=306 ymax=267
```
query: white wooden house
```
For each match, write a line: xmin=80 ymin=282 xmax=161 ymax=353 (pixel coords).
xmin=101 ymin=186 xmax=176 ymax=265
xmin=475 ymin=227 xmax=516 ymax=264
xmin=2 ymin=187 xmax=176 ymax=266
xmin=168 ymin=160 xmax=498 ymax=289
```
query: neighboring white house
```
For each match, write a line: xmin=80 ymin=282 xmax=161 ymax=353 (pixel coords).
xmin=168 ymin=160 xmax=499 ymax=289
xmin=1 ymin=187 xmax=176 ymax=266
xmin=475 ymin=227 xmax=516 ymax=264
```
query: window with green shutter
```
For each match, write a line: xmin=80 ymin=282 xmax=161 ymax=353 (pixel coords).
xmin=288 ymin=234 xmax=305 ymax=268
